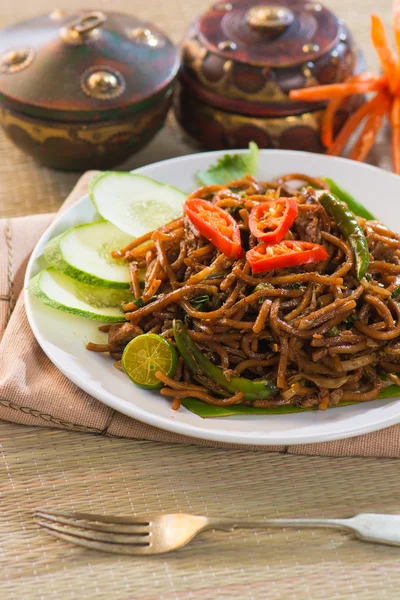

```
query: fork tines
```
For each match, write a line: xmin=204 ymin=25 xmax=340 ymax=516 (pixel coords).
xmin=35 ymin=509 xmax=153 ymax=555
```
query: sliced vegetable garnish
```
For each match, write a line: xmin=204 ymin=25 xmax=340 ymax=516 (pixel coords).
xmin=89 ymin=172 xmax=186 ymax=237
xmin=43 ymin=220 xmax=135 ymax=289
xmin=173 ymin=320 xmax=278 ymax=402
xmin=348 ymin=93 xmax=391 ymax=163
xmin=182 ymin=385 xmax=400 ymax=418
xmin=184 ymin=198 xmax=243 ymax=259
xmin=122 ymin=333 xmax=177 ymax=390
xmin=196 ymin=141 xmax=259 ymax=186
xmin=378 ymin=383 xmax=400 ymax=398
xmin=246 ymin=240 xmax=328 ymax=274
xmin=289 ymin=74 xmax=385 ymax=101
xmin=326 ymin=93 xmax=385 ymax=159
xmin=28 ymin=268 xmax=131 ymax=322
xmin=181 ymin=397 xmax=395 ymax=418
xmin=181 ymin=398 xmax=319 ymax=416
xmin=391 ymin=97 xmax=400 ymax=176
xmin=321 ymin=178 xmax=376 ymax=220
xmin=248 ymin=198 xmax=298 ymax=243
xmin=319 ymin=192 xmax=370 ymax=280
xmin=371 ymin=14 xmax=399 ymax=93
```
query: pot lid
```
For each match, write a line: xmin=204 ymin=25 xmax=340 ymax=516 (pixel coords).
xmin=198 ymin=0 xmax=339 ymax=68
xmin=0 ymin=10 xmax=179 ymax=121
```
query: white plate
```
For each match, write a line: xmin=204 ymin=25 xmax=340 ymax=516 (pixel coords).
xmin=24 ymin=150 xmax=400 ymax=446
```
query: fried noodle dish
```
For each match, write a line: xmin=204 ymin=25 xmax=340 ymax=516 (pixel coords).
xmin=88 ymin=174 xmax=400 ymax=412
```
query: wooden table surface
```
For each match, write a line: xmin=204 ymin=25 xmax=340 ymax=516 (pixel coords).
xmin=1 ymin=1 xmax=398 ymax=599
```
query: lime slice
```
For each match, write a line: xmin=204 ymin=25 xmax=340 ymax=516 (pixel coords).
xmin=122 ymin=334 xmax=178 ymax=389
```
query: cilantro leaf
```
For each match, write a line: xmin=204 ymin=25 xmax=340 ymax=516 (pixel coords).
xmin=344 ymin=314 xmax=359 ymax=326
xmin=392 ymin=286 xmax=400 ymax=299
xmin=196 ymin=142 xmax=260 ymax=186
xmin=190 ymin=295 xmax=210 ymax=310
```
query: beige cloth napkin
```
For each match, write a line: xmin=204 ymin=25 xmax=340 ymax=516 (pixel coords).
xmin=2 ymin=171 xmax=400 ymax=456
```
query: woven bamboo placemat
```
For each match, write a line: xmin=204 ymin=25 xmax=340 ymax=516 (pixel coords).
xmin=0 ymin=0 xmax=398 ymax=598
xmin=2 ymin=421 xmax=400 ymax=600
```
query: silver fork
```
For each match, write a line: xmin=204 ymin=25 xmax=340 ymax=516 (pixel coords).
xmin=35 ymin=510 xmax=400 ymax=555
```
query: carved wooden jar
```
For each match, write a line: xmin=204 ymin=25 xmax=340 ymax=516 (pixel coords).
xmin=174 ymin=0 xmax=363 ymax=152
xmin=0 ymin=10 xmax=179 ymax=170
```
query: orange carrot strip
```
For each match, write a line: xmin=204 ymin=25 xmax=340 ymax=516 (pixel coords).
xmin=390 ymin=97 xmax=400 ymax=174
xmin=321 ymin=97 xmax=345 ymax=148
xmin=371 ymin=15 xmax=399 ymax=93
xmin=348 ymin=93 xmax=390 ymax=162
xmin=393 ymin=0 xmax=400 ymax=62
xmin=327 ymin=93 xmax=386 ymax=156
xmin=289 ymin=75 xmax=386 ymax=101
xmin=320 ymin=74 xmax=371 ymax=148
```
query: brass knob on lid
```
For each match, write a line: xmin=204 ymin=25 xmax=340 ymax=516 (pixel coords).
xmin=61 ymin=11 xmax=107 ymax=45
xmin=0 ymin=48 xmax=35 ymax=73
xmin=246 ymin=5 xmax=294 ymax=38
xmin=81 ymin=66 xmax=126 ymax=100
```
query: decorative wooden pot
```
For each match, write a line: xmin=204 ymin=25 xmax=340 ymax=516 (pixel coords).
xmin=174 ymin=0 xmax=363 ymax=152
xmin=0 ymin=10 xmax=179 ymax=170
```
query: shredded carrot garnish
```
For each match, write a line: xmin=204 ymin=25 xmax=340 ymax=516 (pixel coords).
xmin=391 ymin=97 xmax=400 ymax=174
xmin=288 ymin=5 xmax=400 ymax=174
xmin=371 ymin=15 xmax=399 ymax=93
xmin=393 ymin=0 xmax=400 ymax=63
xmin=348 ymin=93 xmax=391 ymax=162
xmin=290 ymin=75 xmax=386 ymax=102
xmin=327 ymin=93 xmax=385 ymax=157
xmin=321 ymin=96 xmax=345 ymax=148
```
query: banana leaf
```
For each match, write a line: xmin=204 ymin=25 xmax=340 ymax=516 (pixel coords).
xmin=181 ymin=385 xmax=400 ymax=418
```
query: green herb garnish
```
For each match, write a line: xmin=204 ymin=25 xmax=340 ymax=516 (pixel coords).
xmin=326 ymin=325 xmax=340 ymax=337
xmin=191 ymin=295 xmax=210 ymax=310
xmin=254 ymin=282 xmax=274 ymax=304
xmin=196 ymin=142 xmax=259 ymax=186
xmin=344 ymin=314 xmax=359 ymax=326
xmin=132 ymin=295 xmax=157 ymax=308
xmin=133 ymin=297 xmax=144 ymax=308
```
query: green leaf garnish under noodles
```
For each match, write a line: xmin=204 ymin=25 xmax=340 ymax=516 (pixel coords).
xmin=378 ymin=383 xmax=400 ymax=398
xmin=181 ymin=384 xmax=400 ymax=418
xmin=196 ymin=142 xmax=260 ymax=186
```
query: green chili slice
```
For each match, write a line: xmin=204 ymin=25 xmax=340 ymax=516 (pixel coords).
xmin=319 ymin=192 xmax=370 ymax=280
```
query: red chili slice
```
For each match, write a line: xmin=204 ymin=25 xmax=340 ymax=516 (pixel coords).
xmin=248 ymin=198 xmax=298 ymax=243
xmin=184 ymin=198 xmax=243 ymax=259
xmin=247 ymin=240 xmax=329 ymax=274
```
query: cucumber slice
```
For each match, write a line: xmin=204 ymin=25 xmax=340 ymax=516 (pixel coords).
xmin=29 ymin=268 xmax=131 ymax=322
xmin=44 ymin=220 xmax=134 ymax=289
xmin=89 ymin=172 xmax=186 ymax=237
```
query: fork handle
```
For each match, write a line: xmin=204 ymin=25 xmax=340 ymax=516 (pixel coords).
xmin=205 ymin=517 xmax=351 ymax=533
